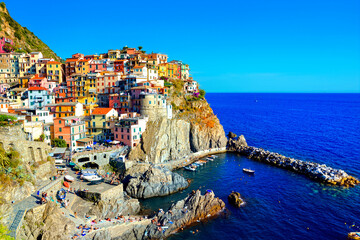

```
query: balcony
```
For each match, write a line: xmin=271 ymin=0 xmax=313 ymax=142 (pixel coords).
xmin=65 ymin=121 xmax=85 ymax=126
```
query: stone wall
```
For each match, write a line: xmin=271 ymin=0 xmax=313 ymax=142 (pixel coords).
xmin=0 ymin=125 xmax=51 ymax=164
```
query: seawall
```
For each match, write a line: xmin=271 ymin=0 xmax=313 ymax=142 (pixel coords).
xmin=227 ymin=135 xmax=359 ymax=187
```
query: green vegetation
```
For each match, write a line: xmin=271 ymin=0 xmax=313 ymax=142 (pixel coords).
xmin=0 ymin=2 xmax=6 ymax=10
xmin=0 ymin=2 xmax=60 ymax=60
xmin=0 ymin=115 xmax=16 ymax=121
xmin=0 ymin=147 xmax=31 ymax=186
xmin=35 ymin=133 xmax=45 ymax=142
xmin=51 ymin=138 xmax=67 ymax=148
xmin=0 ymin=221 xmax=14 ymax=240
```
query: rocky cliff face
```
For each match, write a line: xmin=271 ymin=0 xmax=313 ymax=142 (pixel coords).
xmin=83 ymin=190 xmax=225 ymax=240
xmin=124 ymin=164 xmax=189 ymax=199
xmin=128 ymin=118 xmax=192 ymax=163
xmin=18 ymin=202 xmax=75 ymax=240
xmin=129 ymin=93 xmax=227 ymax=163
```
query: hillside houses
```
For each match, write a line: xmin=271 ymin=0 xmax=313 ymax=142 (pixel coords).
xmin=0 ymin=44 xmax=199 ymax=151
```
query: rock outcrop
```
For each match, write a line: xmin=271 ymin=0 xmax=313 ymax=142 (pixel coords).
xmin=128 ymin=118 xmax=192 ymax=163
xmin=228 ymin=191 xmax=244 ymax=207
xmin=87 ymin=197 xmax=140 ymax=219
xmin=143 ymin=190 xmax=225 ymax=239
xmin=18 ymin=202 xmax=75 ymax=240
xmin=125 ymin=164 xmax=189 ymax=199
xmin=227 ymin=134 xmax=360 ymax=187
xmin=128 ymin=89 xmax=227 ymax=164
xmin=348 ymin=232 xmax=360 ymax=240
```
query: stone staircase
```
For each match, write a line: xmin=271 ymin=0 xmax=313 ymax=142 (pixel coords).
xmin=8 ymin=209 xmax=26 ymax=238
xmin=6 ymin=176 xmax=64 ymax=238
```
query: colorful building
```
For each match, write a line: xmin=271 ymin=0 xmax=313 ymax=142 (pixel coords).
xmin=89 ymin=108 xmax=118 ymax=141
xmin=28 ymin=87 xmax=54 ymax=109
xmin=45 ymin=102 xmax=84 ymax=118
xmin=46 ymin=61 xmax=64 ymax=82
xmin=113 ymin=117 xmax=148 ymax=148
xmin=52 ymin=116 xmax=87 ymax=150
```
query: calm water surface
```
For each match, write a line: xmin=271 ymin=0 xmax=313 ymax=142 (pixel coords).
xmin=140 ymin=93 xmax=360 ymax=240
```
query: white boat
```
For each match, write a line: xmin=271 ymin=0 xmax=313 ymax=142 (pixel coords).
xmin=184 ymin=166 xmax=196 ymax=172
xmin=243 ymin=168 xmax=255 ymax=174
xmin=210 ymin=155 xmax=218 ymax=158
xmin=64 ymin=175 xmax=75 ymax=182
xmin=83 ymin=174 xmax=102 ymax=181
xmin=206 ymin=157 xmax=214 ymax=161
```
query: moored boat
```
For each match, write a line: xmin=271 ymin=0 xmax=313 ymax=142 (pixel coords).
xmin=243 ymin=168 xmax=255 ymax=174
xmin=184 ymin=166 xmax=196 ymax=172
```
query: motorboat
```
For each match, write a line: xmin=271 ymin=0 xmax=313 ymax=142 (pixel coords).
xmin=206 ymin=157 xmax=214 ymax=161
xmin=83 ymin=174 xmax=102 ymax=182
xmin=243 ymin=168 xmax=255 ymax=174
xmin=64 ymin=175 xmax=75 ymax=182
xmin=184 ymin=166 xmax=196 ymax=172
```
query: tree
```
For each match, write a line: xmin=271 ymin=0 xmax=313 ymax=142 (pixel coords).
xmin=51 ymin=138 xmax=67 ymax=148
xmin=138 ymin=46 xmax=143 ymax=51
xmin=199 ymin=89 xmax=206 ymax=99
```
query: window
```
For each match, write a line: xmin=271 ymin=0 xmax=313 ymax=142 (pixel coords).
xmin=127 ymin=136 xmax=129 ymax=140
xmin=59 ymin=120 xmax=61 ymax=124
xmin=59 ymin=127 xmax=62 ymax=132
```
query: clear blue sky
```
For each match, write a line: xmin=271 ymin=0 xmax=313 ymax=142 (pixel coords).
xmin=6 ymin=0 xmax=360 ymax=93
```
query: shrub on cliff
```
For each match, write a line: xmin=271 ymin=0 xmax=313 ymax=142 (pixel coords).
xmin=0 ymin=221 xmax=14 ymax=240
xmin=51 ymin=138 xmax=67 ymax=148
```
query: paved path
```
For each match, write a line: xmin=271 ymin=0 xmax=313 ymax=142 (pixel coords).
xmin=6 ymin=176 xmax=64 ymax=238
xmin=162 ymin=147 xmax=227 ymax=170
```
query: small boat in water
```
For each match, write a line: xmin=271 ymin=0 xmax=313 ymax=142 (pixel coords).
xmin=184 ymin=166 xmax=196 ymax=172
xmin=243 ymin=168 xmax=255 ymax=174
xmin=206 ymin=157 xmax=214 ymax=161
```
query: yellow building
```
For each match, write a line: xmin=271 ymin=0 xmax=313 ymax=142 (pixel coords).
xmin=46 ymin=61 xmax=64 ymax=82
xmin=76 ymin=59 xmax=90 ymax=74
xmin=158 ymin=64 xmax=167 ymax=78
xmin=88 ymin=108 xmax=118 ymax=141
xmin=18 ymin=75 xmax=31 ymax=88
xmin=74 ymin=73 xmax=98 ymax=106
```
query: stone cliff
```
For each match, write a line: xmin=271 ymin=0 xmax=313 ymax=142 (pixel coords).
xmin=129 ymin=80 xmax=227 ymax=163
xmin=124 ymin=164 xmax=189 ymax=199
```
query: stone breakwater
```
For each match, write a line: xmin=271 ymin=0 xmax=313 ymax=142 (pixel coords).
xmin=227 ymin=134 xmax=359 ymax=187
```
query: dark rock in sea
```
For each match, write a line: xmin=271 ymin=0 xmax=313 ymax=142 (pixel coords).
xmin=227 ymin=132 xmax=237 ymax=139
xmin=227 ymin=133 xmax=360 ymax=187
xmin=228 ymin=191 xmax=244 ymax=207
xmin=125 ymin=164 xmax=189 ymax=199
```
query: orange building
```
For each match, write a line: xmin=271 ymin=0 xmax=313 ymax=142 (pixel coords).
xmin=52 ymin=116 xmax=88 ymax=150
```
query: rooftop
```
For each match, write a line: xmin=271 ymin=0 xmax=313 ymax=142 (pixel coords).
xmin=92 ymin=108 xmax=114 ymax=115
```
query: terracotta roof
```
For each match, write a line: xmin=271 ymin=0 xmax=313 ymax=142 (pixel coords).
xmin=92 ymin=108 xmax=114 ymax=115
xmin=47 ymin=61 xmax=61 ymax=64
xmin=65 ymin=58 xmax=78 ymax=62
xmin=28 ymin=87 xmax=48 ymax=91
xmin=79 ymin=59 xmax=89 ymax=62
xmin=133 ymin=65 xmax=145 ymax=69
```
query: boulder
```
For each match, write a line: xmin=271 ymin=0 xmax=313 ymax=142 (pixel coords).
xmin=227 ymin=132 xmax=237 ymax=139
xmin=228 ymin=191 xmax=244 ymax=207
xmin=125 ymin=165 xmax=189 ymax=199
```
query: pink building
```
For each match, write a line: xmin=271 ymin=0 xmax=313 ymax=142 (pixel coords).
xmin=109 ymin=93 xmax=131 ymax=113
xmin=0 ymin=37 xmax=14 ymax=53
xmin=113 ymin=117 xmax=148 ymax=148
xmin=96 ymin=72 xmax=122 ymax=94
xmin=28 ymin=74 xmax=58 ymax=92
xmin=89 ymin=59 xmax=107 ymax=73
xmin=130 ymin=86 xmax=157 ymax=99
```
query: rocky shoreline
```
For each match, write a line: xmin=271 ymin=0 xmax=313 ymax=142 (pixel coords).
xmin=227 ymin=133 xmax=359 ymax=187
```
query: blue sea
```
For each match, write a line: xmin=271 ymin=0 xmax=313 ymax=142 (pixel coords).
xmin=140 ymin=93 xmax=360 ymax=240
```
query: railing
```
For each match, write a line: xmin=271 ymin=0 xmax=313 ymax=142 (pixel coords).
xmin=65 ymin=121 xmax=85 ymax=126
